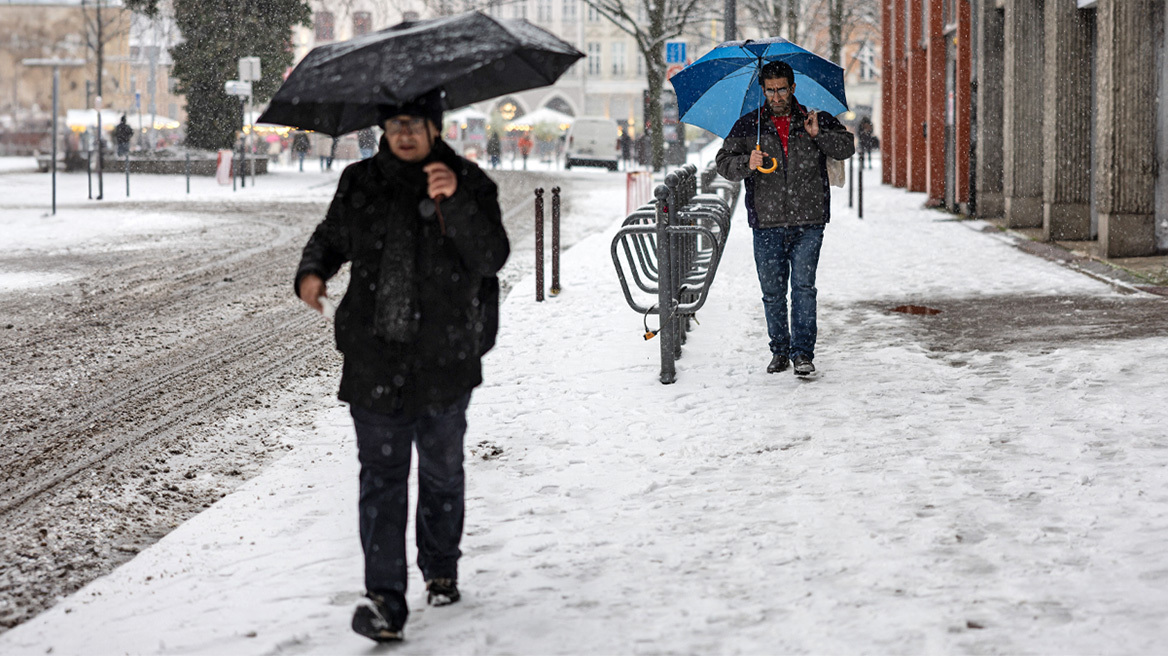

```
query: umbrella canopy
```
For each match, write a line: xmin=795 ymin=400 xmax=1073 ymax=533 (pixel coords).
xmin=670 ymin=37 xmax=848 ymax=138
xmin=505 ymin=106 xmax=573 ymax=132
xmin=257 ymin=11 xmax=584 ymax=136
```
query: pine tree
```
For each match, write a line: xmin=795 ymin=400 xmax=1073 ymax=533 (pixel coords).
xmin=164 ymin=0 xmax=311 ymax=150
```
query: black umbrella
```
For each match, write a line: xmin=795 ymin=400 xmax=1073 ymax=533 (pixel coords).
xmin=256 ymin=11 xmax=584 ymax=136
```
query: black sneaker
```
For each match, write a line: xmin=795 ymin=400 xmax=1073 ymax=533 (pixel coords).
xmin=426 ymin=578 xmax=460 ymax=606
xmin=793 ymin=355 xmax=815 ymax=376
xmin=767 ymin=353 xmax=790 ymax=373
xmin=352 ymin=593 xmax=404 ymax=643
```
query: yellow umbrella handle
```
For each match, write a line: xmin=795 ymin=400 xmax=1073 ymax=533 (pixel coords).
xmin=755 ymin=144 xmax=778 ymax=173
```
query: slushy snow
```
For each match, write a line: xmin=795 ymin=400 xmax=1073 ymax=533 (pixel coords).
xmin=1 ymin=157 xmax=1166 ymax=655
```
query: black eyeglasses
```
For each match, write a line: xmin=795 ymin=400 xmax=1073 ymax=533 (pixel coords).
xmin=763 ymin=87 xmax=791 ymax=98
xmin=385 ymin=117 xmax=428 ymax=135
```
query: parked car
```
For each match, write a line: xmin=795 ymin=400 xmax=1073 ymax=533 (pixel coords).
xmin=564 ymin=116 xmax=619 ymax=171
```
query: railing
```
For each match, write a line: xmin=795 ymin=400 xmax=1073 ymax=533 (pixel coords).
xmin=610 ymin=162 xmax=741 ymax=384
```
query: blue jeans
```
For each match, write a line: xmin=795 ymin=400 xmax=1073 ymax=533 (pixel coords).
xmin=752 ymin=225 xmax=824 ymax=361
xmin=350 ymin=393 xmax=471 ymax=626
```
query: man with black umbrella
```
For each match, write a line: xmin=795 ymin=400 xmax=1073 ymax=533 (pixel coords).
xmin=294 ymin=88 xmax=509 ymax=643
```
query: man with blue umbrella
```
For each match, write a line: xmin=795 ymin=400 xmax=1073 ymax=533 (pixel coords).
xmin=714 ymin=60 xmax=853 ymax=377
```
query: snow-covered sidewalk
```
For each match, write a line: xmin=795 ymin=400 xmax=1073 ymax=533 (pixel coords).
xmin=3 ymin=165 xmax=1168 ymax=655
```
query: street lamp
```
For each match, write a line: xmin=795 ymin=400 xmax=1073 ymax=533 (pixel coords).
xmin=22 ymin=58 xmax=86 ymax=215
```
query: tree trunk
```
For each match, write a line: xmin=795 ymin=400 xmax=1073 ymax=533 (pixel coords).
xmin=829 ymin=0 xmax=843 ymax=64
xmin=786 ymin=0 xmax=798 ymax=44
xmin=647 ymin=3 xmax=666 ymax=172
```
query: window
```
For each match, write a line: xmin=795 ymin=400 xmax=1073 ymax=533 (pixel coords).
xmin=353 ymin=11 xmax=372 ymax=36
xmin=486 ymin=0 xmax=502 ymax=17
xmin=537 ymin=0 xmax=553 ymax=22
xmin=562 ymin=0 xmax=577 ymax=22
xmin=611 ymin=41 xmax=626 ymax=76
xmin=587 ymin=42 xmax=602 ymax=75
xmin=588 ymin=4 xmax=600 ymax=22
xmin=636 ymin=53 xmax=644 ymax=76
xmin=512 ymin=1 xmax=527 ymax=19
xmin=857 ymin=43 xmax=877 ymax=81
xmin=315 ymin=11 xmax=335 ymax=41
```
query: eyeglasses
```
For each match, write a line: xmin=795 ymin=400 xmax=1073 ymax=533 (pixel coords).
xmin=385 ymin=117 xmax=428 ymax=135
xmin=763 ymin=87 xmax=791 ymax=98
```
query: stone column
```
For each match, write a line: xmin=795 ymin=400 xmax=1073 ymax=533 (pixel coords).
xmin=1095 ymin=0 xmax=1157 ymax=257
xmin=1042 ymin=0 xmax=1093 ymax=241
xmin=1002 ymin=0 xmax=1044 ymax=228
xmin=975 ymin=0 xmax=1004 ymax=217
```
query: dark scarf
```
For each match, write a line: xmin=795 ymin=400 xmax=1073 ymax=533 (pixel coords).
xmin=371 ymin=141 xmax=434 ymax=342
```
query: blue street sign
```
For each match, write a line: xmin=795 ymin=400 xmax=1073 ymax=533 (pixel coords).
xmin=135 ymin=91 xmax=141 ymax=108
xmin=666 ymin=41 xmax=686 ymax=64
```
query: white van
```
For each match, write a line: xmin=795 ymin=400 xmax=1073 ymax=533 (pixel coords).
xmin=564 ymin=117 xmax=620 ymax=171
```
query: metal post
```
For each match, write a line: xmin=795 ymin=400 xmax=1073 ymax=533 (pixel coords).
xmin=23 ymin=59 xmax=84 ymax=212
xmin=535 ymin=188 xmax=545 ymax=302
xmin=550 ymin=186 xmax=561 ymax=296
xmin=239 ymin=98 xmax=246 ymax=188
xmin=51 ymin=66 xmax=59 ymax=215
xmin=86 ymin=146 xmax=92 ymax=199
xmin=858 ymin=156 xmax=864 ymax=219
xmin=185 ymin=151 xmax=191 ymax=193
xmin=848 ymin=154 xmax=854 ymax=208
xmin=655 ymin=182 xmax=675 ymax=384
xmin=666 ymin=174 xmax=682 ymax=360
xmin=124 ymin=150 xmax=130 ymax=197
xmin=96 ymin=97 xmax=104 ymax=200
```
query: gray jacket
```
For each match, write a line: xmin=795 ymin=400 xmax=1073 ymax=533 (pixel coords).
xmin=716 ymin=101 xmax=854 ymax=229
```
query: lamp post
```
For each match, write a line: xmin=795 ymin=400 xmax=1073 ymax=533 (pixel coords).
xmin=22 ymin=58 xmax=86 ymax=215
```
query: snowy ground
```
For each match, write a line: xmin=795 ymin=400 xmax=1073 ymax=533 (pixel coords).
xmin=3 ymin=157 xmax=1168 ymax=654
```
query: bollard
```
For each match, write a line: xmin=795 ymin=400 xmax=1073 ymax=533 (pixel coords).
xmin=535 ymin=187 xmax=544 ymax=302
xmin=86 ymin=149 xmax=93 ymax=200
xmin=550 ymin=186 xmax=561 ymax=296
xmin=848 ymin=154 xmax=853 ymax=208
xmin=125 ymin=151 xmax=130 ymax=197
xmin=185 ymin=151 xmax=191 ymax=194
xmin=858 ymin=157 xmax=864 ymax=220
xmin=96 ymin=138 xmax=104 ymax=201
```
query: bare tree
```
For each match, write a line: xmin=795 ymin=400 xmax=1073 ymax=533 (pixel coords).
xmin=82 ymin=0 xmax=132 ymax=103
xmin=741 ymin=0 xmax=785 ymax=39
xmin=580 ymin=0 xmax=713 ymax=170
xmin=801 ymin=0 xmax=878 ymax=64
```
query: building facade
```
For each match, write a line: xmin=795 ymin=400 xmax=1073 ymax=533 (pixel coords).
xmin=882 ymin=0 xmax=1168 ymax=258
xmin=1 ymin=0 xmax=184 ymax=153
xmin=293 ymin=0 xmax=693 ymax=137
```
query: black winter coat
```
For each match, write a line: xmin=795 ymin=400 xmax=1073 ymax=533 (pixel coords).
xmin=295 ymin=138 xmax=510 ymax=416
xmin=716 ymin=100 xmax=854 ymax=229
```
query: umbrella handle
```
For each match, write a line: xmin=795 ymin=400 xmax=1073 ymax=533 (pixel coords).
xmin=433 ymin=194 xmax=447 ymax=235
xmin=755 ymin=144 xmax=778 ymax=174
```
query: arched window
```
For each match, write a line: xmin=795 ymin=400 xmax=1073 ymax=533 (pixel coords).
xmin=545 ymin=96 xmax=574 ymax=116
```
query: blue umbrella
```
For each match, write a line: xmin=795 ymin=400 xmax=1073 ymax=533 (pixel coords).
xmin=670 ymin=37 xmax=848 ymax=139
